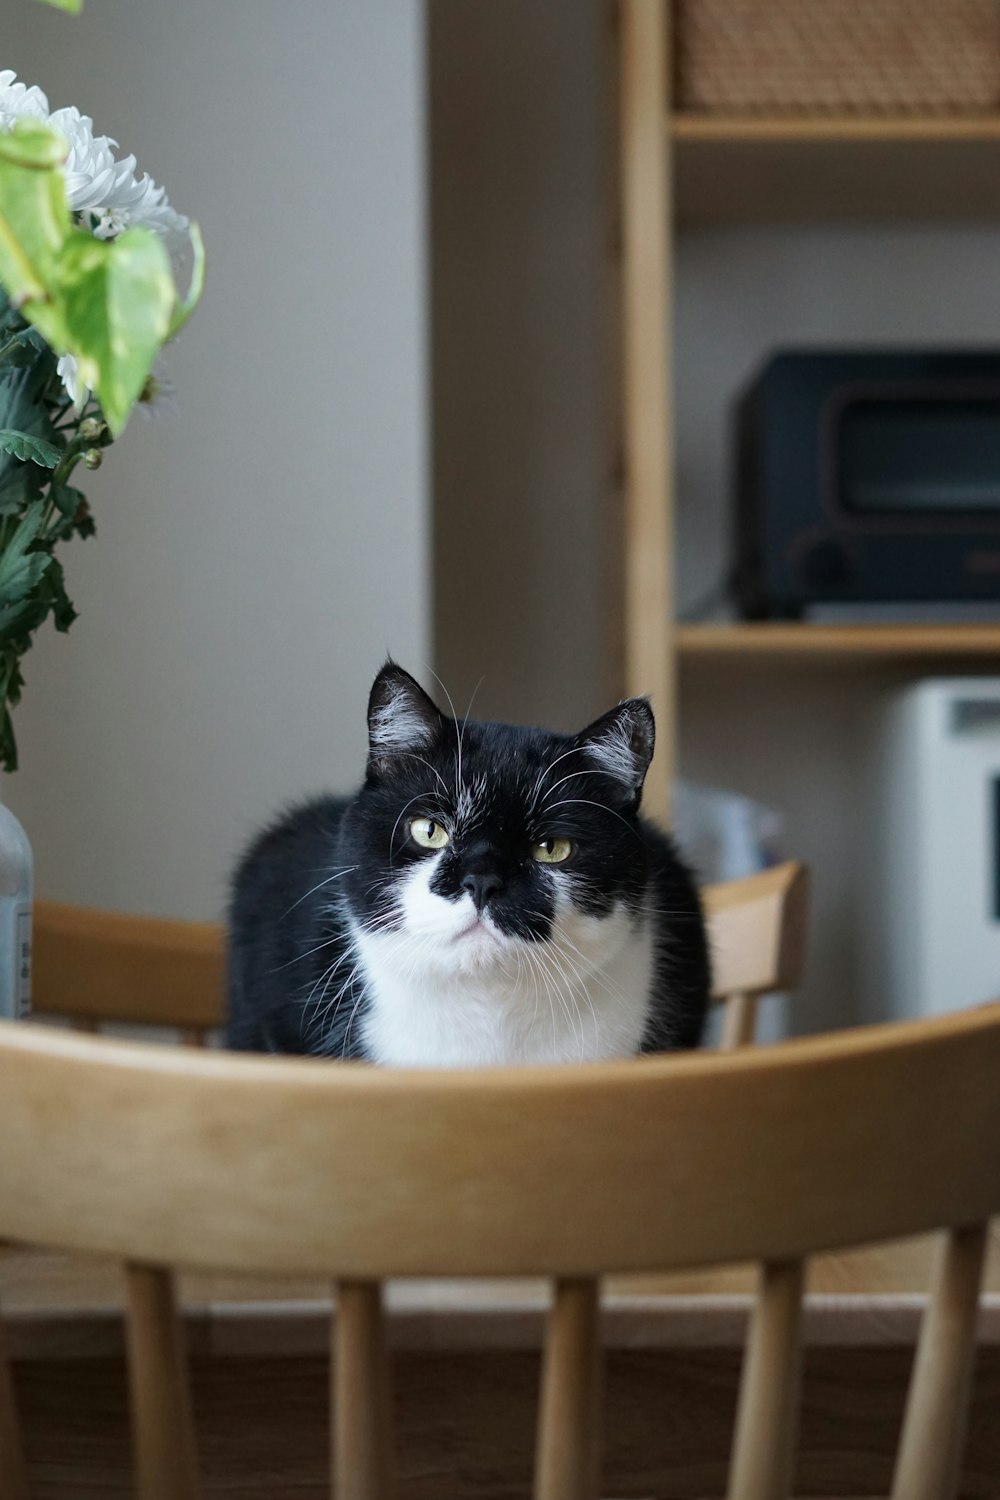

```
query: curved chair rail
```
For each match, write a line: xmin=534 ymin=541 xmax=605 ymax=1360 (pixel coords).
xmin=0 ymin=1001 xmax=997 ymax=1280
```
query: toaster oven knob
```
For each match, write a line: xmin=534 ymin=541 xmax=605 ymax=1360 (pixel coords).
xmin=799 ymin=537 xmax=851 ymax=591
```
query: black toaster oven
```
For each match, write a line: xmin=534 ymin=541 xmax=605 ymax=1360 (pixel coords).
xmin=735 ymin=350 xmax=1000 ymax=619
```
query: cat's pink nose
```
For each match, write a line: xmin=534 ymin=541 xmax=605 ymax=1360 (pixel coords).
xmin=461 ymin=870 xmax=503 ymax=910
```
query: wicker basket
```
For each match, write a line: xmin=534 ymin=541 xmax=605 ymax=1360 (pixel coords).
xmin=675 ymin=0 xmax=1000 ymax=116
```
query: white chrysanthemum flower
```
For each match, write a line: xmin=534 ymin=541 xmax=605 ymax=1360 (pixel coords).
xmin=45 ymin=106 xmax=119 ymax=214
xmin=102 ymin=152 xmax=189 ymax=256
xmin=55 ymin=353 xmax=89 ymax=411
xmin=0 ymin=69 xmax=50 ymax=130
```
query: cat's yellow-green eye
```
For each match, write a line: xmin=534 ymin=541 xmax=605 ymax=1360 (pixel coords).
xmin=409 ymin=817 xmax=450 ymax=850
xmin=533 ymin=837 xmax=573 ymax=865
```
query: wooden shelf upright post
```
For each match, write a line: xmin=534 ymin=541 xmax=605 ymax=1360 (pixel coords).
xmin=619 ymin=0 xmax=675 ymax=818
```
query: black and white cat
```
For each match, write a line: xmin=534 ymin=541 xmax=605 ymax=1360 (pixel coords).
xmin=227 ymin=663 xmax=710 ymax=1065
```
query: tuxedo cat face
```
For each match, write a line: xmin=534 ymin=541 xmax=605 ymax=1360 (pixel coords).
xmin=338 ymin=663 xmax=656 ymax=979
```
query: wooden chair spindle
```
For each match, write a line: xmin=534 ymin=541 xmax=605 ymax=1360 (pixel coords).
xmin=333 ymin=1280 xmax=395 ymax=1500
xmin=727 ymin=1257 xmax=805 ymax=1500
xmin=124 ymin=1263 xmax=199 ymax=1500
xmin=890 ymin=1221 xmax=989 ymax=1500
xmin=534 ymin=1277 xmax=602 ymax=1500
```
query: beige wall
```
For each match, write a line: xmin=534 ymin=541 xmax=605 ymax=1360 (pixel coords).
xmin=3 ymin=0 xmax=429 ymax=920
xmin=429 ymin=0 xmax=617 ymax=735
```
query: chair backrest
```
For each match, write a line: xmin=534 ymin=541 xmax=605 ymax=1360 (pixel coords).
xmin=703 ymin=860 xmax=808 ymax=1046
xmin=32 ymin=900 xmax=225 ymax=1043
xmin=0 ymin=1001 xmax=998 ymax=1500
xmin=31 ymin=861 xmax=808 ymax=1048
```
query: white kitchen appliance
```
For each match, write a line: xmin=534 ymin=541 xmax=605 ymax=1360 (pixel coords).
xmin=860 ymin=678 xmax=1000 ymax=1022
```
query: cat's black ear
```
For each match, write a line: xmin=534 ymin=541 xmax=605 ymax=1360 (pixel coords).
xmin=574 ymin=698 xmax=655 ymax=806
xmin=367 ymin=662 xmax=444 ymax=777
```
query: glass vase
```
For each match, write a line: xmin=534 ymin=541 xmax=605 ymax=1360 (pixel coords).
xmin=0 ymin=799 xmax=32 ymax=1020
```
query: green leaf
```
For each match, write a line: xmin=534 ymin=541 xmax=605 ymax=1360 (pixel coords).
xmin=167 ymin=221 xmax=205 ymax=338
xmin=0 ymin=366 xmax=58 ymax=510
xmin=0 ymin=503 xmax=51 ymax=613
xmin=39 ymin=556 xmax=76 ymax=631
xmin=0 ymin=325 xmax=48 ymax=368
xmin=0 ymin=469 xmax=42 ymax=516
xmin=0 ymin=595 xmax=48 ymax=643
xmin=0 ymin=124 xmax=70 ymax=309
xmin=35 ymin=0 xmax=82 ymax=10
xmin=0 ymin=429 xmax=61 ymax=467
xmin=0 ymin=121 xmax=69 ymax=171
xmin=58 ymin=227 xmax=174 ymax=437
xmin=50 ymin=482 xmax=84 ymax=518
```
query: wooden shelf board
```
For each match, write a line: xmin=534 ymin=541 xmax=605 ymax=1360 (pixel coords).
xmin=676 ymin=624 xmax=1000 ymax=662
xmin=671 ymin=115 xmax=1000 ymax=143
xmin=671 ymin=116 xmax=1000 ymax=225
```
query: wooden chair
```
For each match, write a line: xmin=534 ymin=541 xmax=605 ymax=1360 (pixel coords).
xmin=0 ymin=999 xmax=998 ymax=1499
xmin=31 ymin=861 xmax=808 ymax=1049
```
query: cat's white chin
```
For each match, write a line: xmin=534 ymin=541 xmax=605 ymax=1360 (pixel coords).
xmin=450 ymin=917 xmax=504 ymax=969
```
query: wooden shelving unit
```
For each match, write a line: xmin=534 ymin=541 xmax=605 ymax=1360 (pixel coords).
xmin=672 ymin=115 xmax=1000 ymax=140
xmin=677 ymin=624 xmax=1000 ymax=663
xmin=618 ymin=0 xmax=1000 ymax=811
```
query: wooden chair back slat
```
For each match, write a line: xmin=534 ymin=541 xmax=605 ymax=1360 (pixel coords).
xmin=333 ymin=1280 xmax=395 ymax=1500
xmin=890 ymin=1221 xmax=989 ymax=1500
xmin=0 ymin=1299 xmax=28 ymax=1500
xmin=124 ymin=1264 xmax=199 ymax=1500
xmin=704 ymin=861 xmax=808 ymax=1000
xmin=33 ymin=901 xmax=225 ymax=1034
xmin=727 ymin=1258 xmax=805 ymax=1500
xmin=533 ymin=1277 xmax=602 ymax=1500
xmin=719 ymin=989 xmax=757 ymax=1049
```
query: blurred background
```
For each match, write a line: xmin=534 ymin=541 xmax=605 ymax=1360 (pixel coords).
xmin=5 ymin=0 xmax=1000 ymax=1039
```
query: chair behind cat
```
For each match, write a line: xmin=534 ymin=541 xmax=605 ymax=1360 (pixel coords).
xmin=31 ymin=860 xmax=809 ymax=1050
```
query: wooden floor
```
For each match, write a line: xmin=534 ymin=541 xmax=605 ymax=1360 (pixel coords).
xmin=14 ymin=1348 xmax=1000 ymax=1498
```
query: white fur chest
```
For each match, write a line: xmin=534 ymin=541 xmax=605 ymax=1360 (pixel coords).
xmin=350 ymin=866 xmax=655 ymax=1067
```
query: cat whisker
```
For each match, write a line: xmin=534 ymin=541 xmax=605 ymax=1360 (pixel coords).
xmin=529 ymin=744 xmax=582 ymax=810
xmin=274 ymin=933 xmax=345 ymax=973
xmin=540 ymin=797 xmax=640 ymax=837
xmin=537 ymin=934 xmax=592 ymax=1060
xmin=298 ymin=949 xmax=358 ymax=1044
xmin=336 ymin=960 xmax=371 ymax=1057
xmin=423 ymin=663 xmax=464 ymax=804
xmin=544 ymin=934 xmax=603 ymax=1053
xmin=309 ymin=953 xmax=364 ymax=1038
xmin=462 ymin=674 xmax=486 ymax=734
xmin=280 ymin=866 xmax=358 ymax=921
xmin=301 ymin=947 xmax=354 ymax=1008
xmin=396 ymin=752 xmax=450 ymax=799
xmin=539 ymin=767 xmax=632 ymax=801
